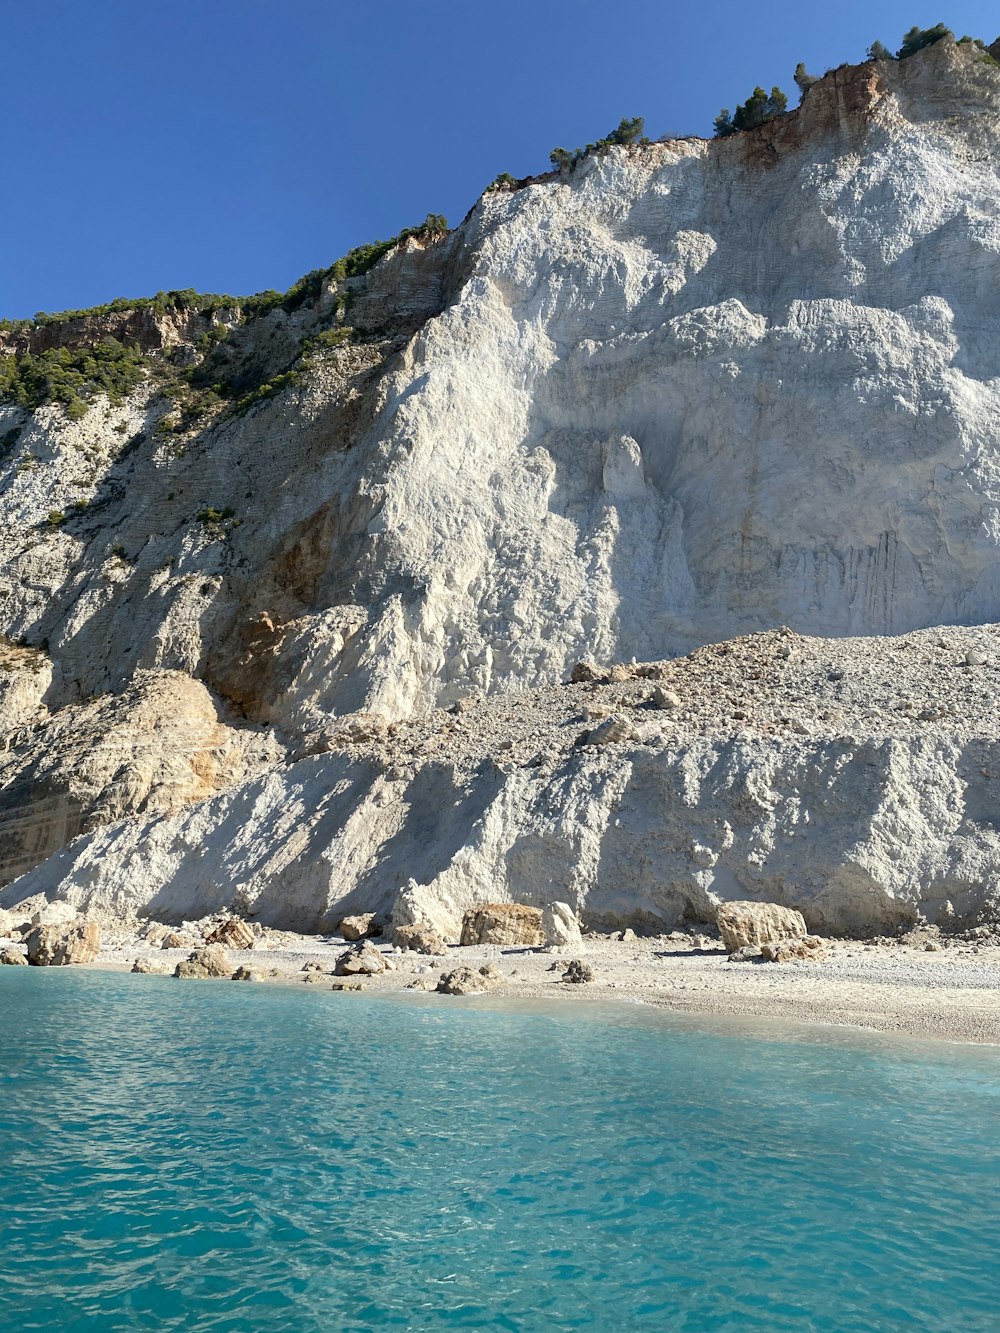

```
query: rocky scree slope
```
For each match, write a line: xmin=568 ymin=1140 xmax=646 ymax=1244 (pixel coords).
xmin=3 ymin=38 xmax=1000 ymax=934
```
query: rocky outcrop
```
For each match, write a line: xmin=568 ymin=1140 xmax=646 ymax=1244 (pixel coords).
xmin=161 ymin=931 xmax=195 ymax=950
xmin=460 ymin=904 xmax=545 ymax=947
xmin=131 ymin=957 xmax=166 ymax=974
xmin=24 ymin=920 xmax=101 ymax=965
xmin=205 ymin=917 xmax=255 ymax=949
xmin=0 ymin=670 xmax=280 ymax=887
xmin=7 ymin=625 xmax=1000 ymax=938
xmin=391 ymin=881 xmax=461 ymax=943
xmin=717 ymin=903 xmax=807 ymax=954
xmin=761 ymin=936 xmax=827 ymax=963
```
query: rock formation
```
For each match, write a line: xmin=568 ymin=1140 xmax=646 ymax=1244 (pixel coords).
xmin=460 ymin=904 xmax=545 ymax=947
xmin=717 ymin=902 xmax=808 ymax=954
xmin=174 ymin=945 xmax=232 ymax=979
xmin=334 ymin=942 xmax=387 ymax=976
xmin=2 ymin=40 xmax=1000 ymax=936
xmin=392 ymin=923 xmax=447 ymax=954
xmin=24 ymin=920 xmax=101 ymax=966
xmin=542 ymin=902 xmax=585 ymax=951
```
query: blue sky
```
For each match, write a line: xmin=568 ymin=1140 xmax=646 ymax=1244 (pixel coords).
xmin=3 ymin=2 xmax=997 ymax=318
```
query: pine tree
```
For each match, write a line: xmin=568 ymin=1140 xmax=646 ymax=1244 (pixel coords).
xmin=793 ymin=62 xmax=819 ymax=101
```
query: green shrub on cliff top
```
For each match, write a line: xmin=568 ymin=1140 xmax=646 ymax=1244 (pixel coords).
xmin=549 ymin=117 xmax=648 ymax=169
xmin=0 ymin=289 xmax=239 ymax=334
xmin=897 ymin=24 xmax=953 ymax=59
xmin=242 ymin=215 xmax=450 ymax=320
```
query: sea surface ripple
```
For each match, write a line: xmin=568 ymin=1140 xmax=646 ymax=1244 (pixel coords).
xmin=1 ymin=970 xmax=998 ymax=1331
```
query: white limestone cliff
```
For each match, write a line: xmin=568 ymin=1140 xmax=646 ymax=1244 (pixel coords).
xmin=3 ymin=39 xmax=1000 ymax=933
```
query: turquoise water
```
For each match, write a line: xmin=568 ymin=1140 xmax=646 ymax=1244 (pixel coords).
xmin=0 ymin=972 xmax=998 ymax=1332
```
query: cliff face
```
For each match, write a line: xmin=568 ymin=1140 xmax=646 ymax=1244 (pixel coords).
xmin=3 ymin=39 xmax=1000 ymax=933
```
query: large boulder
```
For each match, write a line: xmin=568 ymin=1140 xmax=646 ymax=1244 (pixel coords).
xmin=30 ymin=901 xmax=79 ymax=929
xmin=542 ymin=902 xmax=584 ymax=951
xmin=338 ymin=913 xmax=382 ymax=942
xmin=25 ymin=921 xmax=101 ymax=966
xmin=460 ymin=904 xmax=544 ymax=947
xmin=174 ymin=945 xmax=232 ymax=979
xmin=717 ymin=902 xmax=807 ymax=955
xmin=131 ymin=957 xmax=166 ymax=974
xmin=436 ymin=965 xmax=501 ymax=996
xmin=161 ymin=931 xmax=196 ymax=950
xmin=0 ymin=947 xmax=26 ymax=965
xmin=392 ymin=923 xmax=447 ymax=954
xmin=570 ymin=661 xmax=605 ymax=683
xmin=205 ymin=917 xmax=255 ymax=950
xmin=334 ymin=941 xmax=387 ymax=976
xmin=391 ymin=880 xmax=461 ymax=943
xmin=0 ymin=908 xmax=18 ymax=937
xmin=761 ymin=936 xmax=827 ymax=963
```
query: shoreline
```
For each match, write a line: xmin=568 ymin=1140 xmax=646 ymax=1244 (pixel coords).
xmin=71 ymin=930 xmax=1000 ymax=1046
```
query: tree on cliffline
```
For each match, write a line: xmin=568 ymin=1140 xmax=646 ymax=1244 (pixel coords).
xmin=897 ymin=24 xmax=953 ymax=59
xmin=549 ymin=117 xmax=649 ymax=169
xmin=793 ymin=63 xmax=819 ymax=101
xmin=714 ymin=86 xmax=788 ymax=136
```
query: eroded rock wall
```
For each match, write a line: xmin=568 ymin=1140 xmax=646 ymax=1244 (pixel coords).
xmin=3 ymin=40 xmax=1000 ymax=929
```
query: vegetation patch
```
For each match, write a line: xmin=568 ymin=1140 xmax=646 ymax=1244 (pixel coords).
xmin=714 ymin=87 xmax=788 ymax=138
xmin=197 ymin=506 xmax=235 ymax=525
xmin=711 ymin=27 xmax=1000 ymax=139
xmin=897 ymin=24 xmax=953 ymax=59
xmin=231 ymin=369 xmax=302 ymax=416
xmin=0 ymin=289 xmax=240 ymax=334
xmin=0 ymin=213 xmax=446 ymax=424
xmin=0 ymin=339 xmax=150 ymax=419
xmin=240 ymin=214 xmax=449 ymax=321
xmin=549 ymin=117 xmax=648 ymax=170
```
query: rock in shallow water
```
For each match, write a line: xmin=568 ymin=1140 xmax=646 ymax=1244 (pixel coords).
xmin=174 ymin=945 xmax=232 ymax=979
